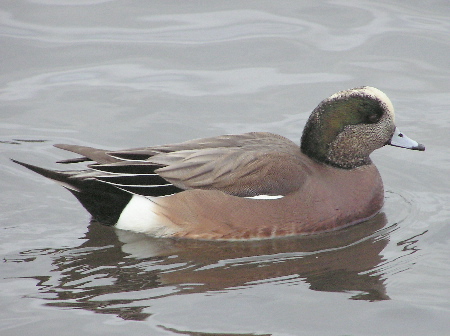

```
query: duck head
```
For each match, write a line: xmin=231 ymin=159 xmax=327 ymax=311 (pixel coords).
xmin=300 ymin=86 xmax=425 ymax=169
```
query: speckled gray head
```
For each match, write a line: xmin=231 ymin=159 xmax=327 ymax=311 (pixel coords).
xmin=301 ymin=86 xmax=425 ymax=169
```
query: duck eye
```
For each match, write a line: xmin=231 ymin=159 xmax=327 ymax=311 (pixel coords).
xmin=367 ymin=113 xmax=381 ymax=124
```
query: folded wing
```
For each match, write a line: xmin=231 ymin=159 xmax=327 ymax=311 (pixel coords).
xmin=56 ymin=132 xmax=308 ymax=197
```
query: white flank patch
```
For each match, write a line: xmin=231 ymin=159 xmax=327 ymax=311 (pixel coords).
xmin=245 ymin=195 xmax=284 ymax=200
xmin=116 ymin=195 xmax=176 ymax=237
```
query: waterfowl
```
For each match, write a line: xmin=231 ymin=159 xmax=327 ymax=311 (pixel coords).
xmin=13 ymin=86 xmax=424 ymax=240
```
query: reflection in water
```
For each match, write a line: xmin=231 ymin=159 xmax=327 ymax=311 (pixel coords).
xmin=160 ymin=324 xmax=272 ymax=336
xmin=11 ymin=213 xmax=394 ymax=321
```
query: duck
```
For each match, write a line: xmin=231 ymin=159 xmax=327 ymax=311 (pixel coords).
xmin=13 ymin=86 xmax=425 ymax=240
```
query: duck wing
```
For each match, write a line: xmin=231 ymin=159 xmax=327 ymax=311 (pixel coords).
xmin=56 ymin=132 xmax=309 ymax=197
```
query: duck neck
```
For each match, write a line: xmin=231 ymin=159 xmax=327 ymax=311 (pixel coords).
xmin=301 ymin=123 xmax=372 ymax=170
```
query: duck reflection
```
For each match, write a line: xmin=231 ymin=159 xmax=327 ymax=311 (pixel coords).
xmin=31 ymin=213 xmax=391 ymax=320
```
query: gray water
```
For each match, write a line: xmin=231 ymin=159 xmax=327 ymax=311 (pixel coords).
xmin=1 ymin=1 xmax=449 ymax=335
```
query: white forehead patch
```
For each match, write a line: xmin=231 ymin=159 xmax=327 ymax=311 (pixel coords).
xmin=328 ymin=86 xmax=395 ymax=121
xmin=363 ymin=87 xmax=395 ymax=120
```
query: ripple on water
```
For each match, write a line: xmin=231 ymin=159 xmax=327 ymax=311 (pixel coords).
xmin=3 ymin=191 xmax=416 ymax=321
xmin=0 ymin=177 xmax=442 ymax=321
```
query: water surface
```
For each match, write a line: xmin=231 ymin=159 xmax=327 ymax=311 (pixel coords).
xmin=1 ymin=1 xmax=449 ymax=335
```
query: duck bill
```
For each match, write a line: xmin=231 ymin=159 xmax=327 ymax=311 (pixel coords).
xmin=388 ymin=127 xmax=425 ymax=151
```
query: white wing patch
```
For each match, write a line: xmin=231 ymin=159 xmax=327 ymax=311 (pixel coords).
xmin=245 ymin=195 xmax=284 ymax=200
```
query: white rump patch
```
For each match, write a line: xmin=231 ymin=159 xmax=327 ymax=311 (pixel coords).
xmin=245 ymin=195 xmax=284 ymax=200
xmin=116 ymin=195 xmax=176 ymax=237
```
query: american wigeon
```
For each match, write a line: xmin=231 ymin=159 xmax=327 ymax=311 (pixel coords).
xmin=13 ymin=86 xmax=424 ymax=240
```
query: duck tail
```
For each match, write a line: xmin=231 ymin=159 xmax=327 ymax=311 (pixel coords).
xmin=12 ymin=159 xmax=132 ymax=225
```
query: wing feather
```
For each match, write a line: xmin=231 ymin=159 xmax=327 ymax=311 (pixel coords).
xmin=53 ymin=132 xmax=307 ymax=197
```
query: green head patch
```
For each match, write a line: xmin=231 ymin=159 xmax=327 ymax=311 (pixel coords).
xmin=300 ymin=87 xmax=393 ymax=167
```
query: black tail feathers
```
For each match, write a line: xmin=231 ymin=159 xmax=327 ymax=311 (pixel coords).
xmin=12 ymin=159 xmax=132 ymax=225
